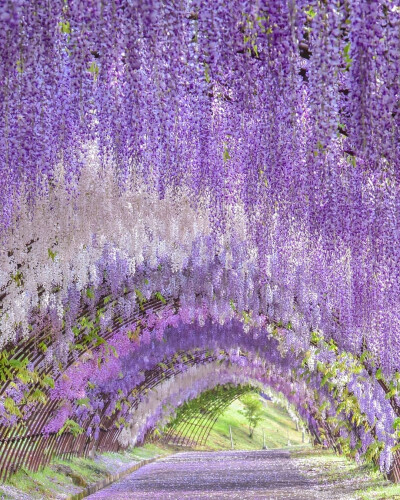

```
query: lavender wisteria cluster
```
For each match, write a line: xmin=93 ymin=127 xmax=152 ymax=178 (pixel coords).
xmin=0 ymin=0 xmax=400 ymax=477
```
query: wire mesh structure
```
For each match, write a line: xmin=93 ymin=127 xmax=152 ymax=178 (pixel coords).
xmin=391 ymin=451 xmax=400 ymax=483
xmin=0 ymin=282 xmax=400 ymax=483
xmin=159 ymin=384 xmax=252 ymax=448
xmin=0 ymin=289 xmax=186 ymax=481
xmin=0 ymin=346 xmax=218 ymax=481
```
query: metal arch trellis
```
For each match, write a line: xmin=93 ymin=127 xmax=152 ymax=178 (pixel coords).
xmin=0 ymin=284 xmax=178 ymax=482
xmin=0 ymin=259 xmax=254 ymax=483
xmin=0 ymin=343 xmax=218 ymax=480
xmin=0 ymin=285 xmax=399 ymax=483
xmin=156 ymin=378 xmax=380 ymax=465
xmin=170 ymin=394 xmax=239 ymax=447
xmin=0 ymin=259 xmax=400 ymax=481
xmin=159 ymin=384 xmax=253 ymax=448
xmin=0 ymin=345 xmax=220 ymax=480
xmin=0 ymin=235 xmax=280 ymax=483
xmin=176 ymin=394 xmax=242 ymax=447
xmin=91 ymin=347 xmax=220 ymax=454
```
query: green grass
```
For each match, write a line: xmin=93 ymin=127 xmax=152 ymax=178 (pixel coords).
xmin=204 ymin=397 xmax=306 ymax=451
xmin=0 ymin=456 xmax=108 ymax=499
xmin=358 ymin=484 xmax=400 ymax=499
xmin=102 ymin=443 xmax=165 ymax=462
xmin=0 ymin=443 xmax=168 ymax=500
xmin=290 ymin=447 xmax=400 ymax=499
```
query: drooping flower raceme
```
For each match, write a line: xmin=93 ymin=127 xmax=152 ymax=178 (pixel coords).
xmin=0 ymin=0 xmax=400 ymax=475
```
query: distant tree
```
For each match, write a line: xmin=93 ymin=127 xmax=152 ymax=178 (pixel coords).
xmin=239 ymin=393 xmax=264 ymax=438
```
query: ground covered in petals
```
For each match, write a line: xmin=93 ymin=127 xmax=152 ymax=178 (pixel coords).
xmin=86 ymin=449 xmax=400 ymax=500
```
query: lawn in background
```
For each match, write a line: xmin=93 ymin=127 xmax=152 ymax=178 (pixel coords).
xmin=205 ymin=397 xmax=306 ymax=451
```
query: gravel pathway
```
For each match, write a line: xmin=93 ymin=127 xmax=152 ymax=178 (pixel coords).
xmin=86 ymin=449 xmax=361 ymax=499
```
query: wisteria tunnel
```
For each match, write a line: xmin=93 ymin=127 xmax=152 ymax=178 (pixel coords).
xmin=1 ymin=0 xmax=400 ymax=493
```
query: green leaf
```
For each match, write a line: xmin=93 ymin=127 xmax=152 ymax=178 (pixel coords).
xmin=336 ymin=401 xmax=346 ymax=414
xmin=59 ymin=21 xmax=71 ymax=34
xmin=155 ymin=291 xmax=166 ymax=304
xmin=80 ymin=316 xmax=94 ymax=330
xmin=242 ymin=311 xmax=251 ymax=324
xmin=223 ymin=147 xmax=231 ymax=162
xmin=76 ymin=397 xmax=90 ymax=407
xmin=39 ymin=342 xmax=48 ymax=353
xmin=135 ymin=288 xmax=145 ymax=303
xmin=31 ymin=389 xmax=47 ymax=404
xmin=9 ymin=358 xmax=28 ymax=369
xmin=57 ymin=419 xmax=84 ymax=438
xmin=94 ymin=336 xmax=106 ymax=347
xmin=16 ymin=59 xmax=24 ymax=74
xmin=385 ymin=388 xmax=397 ymax=399
xmin=360 ymin=350 xmax=371 ymax=363
xmin=16 ymin=371 xmax=31 ymax=384
xmin=343 ymin=42 xmax=353 ymax=69
xmin=311 ymin=331 xmax=323 ymax=344
xmin=42 ymin=375 xmax=55 ymax=389
xmin=88 ymin=61 xmax=99 ymax=79
xmin=103 ymin=295 xmax=112 ymax=305
xmin=305 ymin=6 xmax=316 ymax=18
xmin=11 ymin=271 xmax=23 ymax=287
xmin=128 ymin=325 xmax=141 ymax=342
xmin=345 ymin=152 xmax=356 ymax=167
xmin=4 ymin=397 xmax=22 ymax=417
xmin=321 ymin=373 xmax=331 ymax=387
xmin=48 ymin=248 xmax=57 ymax=261
xmin=328 ymin=339 xmax=338 ymax=352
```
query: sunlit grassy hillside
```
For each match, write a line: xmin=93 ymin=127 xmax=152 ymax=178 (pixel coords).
xmin=204 ymin=397 xmax=307 ymax=451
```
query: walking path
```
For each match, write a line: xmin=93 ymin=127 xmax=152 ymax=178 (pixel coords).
xmin=85 ymin=448 xmax=380 ymax=499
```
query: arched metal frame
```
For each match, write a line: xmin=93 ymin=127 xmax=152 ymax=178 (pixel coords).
xmin=0 ymin=283 xmax=398 ymax=483
xmin=0 ymin=286 xmax=284 ymax=481
xmin=160 ymin=385 xmax=251 ymax=448
xmin=0 ymin=290 xmax=175 ymax=481
xmin=0 ymin=344 xmax=219 ymax=480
